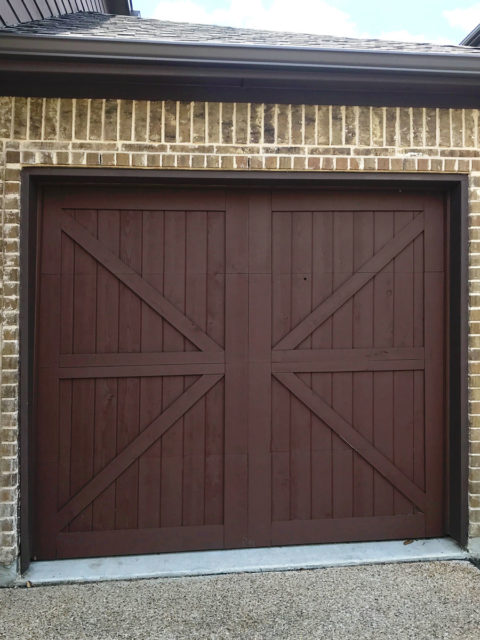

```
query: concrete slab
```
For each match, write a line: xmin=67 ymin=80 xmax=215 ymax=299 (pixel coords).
xmin=20 ymin=537 xmax=467 ymax=586
xmin=3 ymin=561 xmax=480 ymax=640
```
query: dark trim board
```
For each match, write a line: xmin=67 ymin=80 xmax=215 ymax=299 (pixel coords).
xmin=19 ymin=168 xmax=469 ymax=573
xmin=3 ymin=34 xmax=480 ymax=106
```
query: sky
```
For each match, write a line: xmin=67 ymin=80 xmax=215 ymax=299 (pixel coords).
xmin=131 ymin=0 xmax=480 ymax=45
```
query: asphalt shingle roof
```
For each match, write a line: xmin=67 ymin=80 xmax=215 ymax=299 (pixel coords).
xmin=2 ymin=11 xmax=480 ymax=55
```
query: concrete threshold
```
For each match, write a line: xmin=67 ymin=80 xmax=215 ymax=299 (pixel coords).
xmin=18 ymin=538 xmax=467 ymax=586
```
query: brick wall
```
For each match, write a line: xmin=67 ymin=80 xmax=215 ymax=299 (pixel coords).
xmin=1 ymin=96 xmax=480 ymax=567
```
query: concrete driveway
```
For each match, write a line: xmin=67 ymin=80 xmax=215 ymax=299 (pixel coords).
xmin=1 ymin=561 xmax=479 ymax=639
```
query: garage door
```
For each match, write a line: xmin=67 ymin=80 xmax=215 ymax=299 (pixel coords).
xmin=33 ymin=185 xmax=445 ymax=560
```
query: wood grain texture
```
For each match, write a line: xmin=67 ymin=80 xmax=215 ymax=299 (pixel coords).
xmin=34 ymin=186 xmax=446 ymax=560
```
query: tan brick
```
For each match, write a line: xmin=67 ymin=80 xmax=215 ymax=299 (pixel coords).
xmin=28 ymin=98 xmax=43 ymax=140
xmin=331 ymin=106 xmax=343 ymax=145
xmin=304 ymin=105 xmax=316 ymax=145
xmin=5 ymin=151 xmax=20 ymax=164
xmin=192 ymin=154 xmax=206 ymax=168
xmin=438 ymin=109 xmax=451 ymax=147
xmin=249 ymin=156 xmax=263 ymax=170
xmin=451 ymin=109 xmax=464 ymax=147
xmin=399 ymin=108 xmax=411 ymax=147
xmin=249 ymin=104 xmax=263 ymax=144
xmin=391 ymin=158 xmax=403 ymax=171
xmin=207 ymin=102 xmax=220 ymax=143
xmin=371 ymin=107 xmax=384 ymax=146
xmin=344 ymin=106 xmax=357 ymax=146
xmin=115 ymin=152 xmax=130 ymax=166
xmin=88 ymin=99 xmax=103 ymax=141
xmin=265 ymin=156 xmax=278 ymax=169
xmin=146 ymin=154 xmax=161 ymax=167
xmin=358 ymin=107 xmax=370 ymax=147
xmin=276 ymin=104 xmax=289 ymax=145
xmin=206 ymin=154 xmax=220 ymax=168
xmin=293 ymin=156 xmax=307 ymax=170
xmin=235 ymin=103 xmax=248 ymax=145
xmin=0 ymin=97 xmax=13 ymax=138
xmin=263 ymin=104 xmax=276 ymax=144
xmin=104 ymin=99 xmax=118 ymax=141
xmin=221 ymin=102 xmax=234 ymax=145
xmin=132 ymin=153 xmax=147 ymax=167
xmin=134 ymin=100 xmax=148 ymax=142
xmin=193 ymin=102 xmax=206 ymax=144
xmin=44 ymin=98 xmax=59 ymax=140
xmin=470 ymin=509 xmax=480 ymax=523
xmin=279 ymin=156 xmax=292 ymax=169
xmin=100 ymin=153 xmax=115 ymax=166
xmin=316 ymin=106 xmax=329 ymax=145
xmin=74 ymin=99 xmax=88 ymax=140
xmin=13 ymin=97 xmax=27 ymax=140
xmin=385 ymin=107 xmax=397 ymax=147
xmin=465 ymin=110 xmax=477 ymax=148
xmin=425 ymin=108 xmax=437 ymax=146
xmin=412 ymin=109 xmax=424 ymax=147
xmin=161 ymin=153 xmax=176 ymax=167
xmin=235 ymin=155 xmax=248 ymax=169
xmin=119 ymin=100 xmax=133 ymax=141
xmin=220 ymin=155 xmax=234 ymax=169
xmin=149 ymin=101 xmax=163 ymax=142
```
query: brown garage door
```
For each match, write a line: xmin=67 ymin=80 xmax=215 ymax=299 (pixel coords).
xmin=33 ymin=185 xmax=445 ymax=560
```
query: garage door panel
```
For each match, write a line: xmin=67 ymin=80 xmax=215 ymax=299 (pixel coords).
xmin=57 ymin=375 xmax=223 ymax=532
xmin=61 ymin=210 xmax=224 ymax=353
xmin=34 ymin=186 xmax=445 ymax=559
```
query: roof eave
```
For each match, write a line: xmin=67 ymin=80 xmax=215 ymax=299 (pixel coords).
xmin=2 ymin=32 xmax=480 ymax=107
xmin=2 ymin=32 xmax=480 ymax=73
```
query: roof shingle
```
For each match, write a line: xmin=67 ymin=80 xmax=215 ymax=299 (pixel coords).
xmin=2 ymin=11 xmax=479 ymax=56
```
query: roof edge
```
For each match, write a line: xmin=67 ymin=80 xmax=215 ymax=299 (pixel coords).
xmin=460 ymin=23 xmax=480 ymax=46
xmin=3 ymin=30 xmax=480 ymax=107
xmin=3 ymin=32 xmax=480 ymax=74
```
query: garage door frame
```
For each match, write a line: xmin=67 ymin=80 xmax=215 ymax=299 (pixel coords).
xmin=19 ymin=168 xmax=469 ymax=573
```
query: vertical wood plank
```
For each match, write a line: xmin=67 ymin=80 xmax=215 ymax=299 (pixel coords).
xmin=424 ymin=196 xmax=445 ymax=535
xmin=311 ymin=210 xmax=333 ymax=520
xmin=353 ymin=211 xmax=374 ymax=518
xmin=332 ymin=211 xmax=353 ymax=518
xmin=92 ymin=209 xmax=119 ymax=530
xmin=115 ymin=210 xmax=142 ymax=530
xmin=205 ymin=211 xmax=226 ymax=525
xmin=224 ymin=191 xmax=249 ymax=547
xmin=161 ymin=210 xmax=186 ymax=527
xmin=247 ymin=191 xmax=272 ymax=545
xmin=70 ymin=209 xmax=97 ymax=532
xmin=138 ymin=210 xmax=164 ymax=529
xmin=393 ymin=210 xmax=415 ymax=515
xmin=183 ymin=211 xmax=207 ymax=526
xmin=138 ymin=377 xmax=163 ymax=529
xmin=271 ymin=210 xmax=292 ymax=521
xmin=373 ymin=210 xmax=395 ymax=515
xmin=290 ymin=210 xmax=312 ymax=521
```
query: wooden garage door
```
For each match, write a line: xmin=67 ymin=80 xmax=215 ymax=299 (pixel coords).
xmin=33 ymin=186 xmax=445 ymax=560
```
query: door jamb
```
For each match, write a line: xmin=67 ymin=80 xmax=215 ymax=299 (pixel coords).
xmin=19 ymin=168 xmax=469 ymax=573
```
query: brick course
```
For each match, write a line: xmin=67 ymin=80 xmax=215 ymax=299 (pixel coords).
xmin=1 ymin=96 xmax=480 ymax=567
